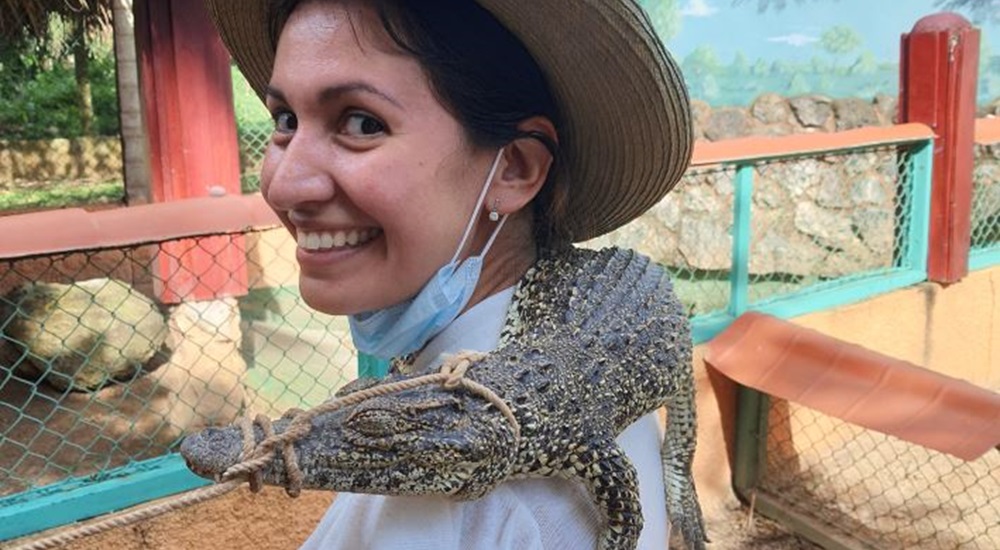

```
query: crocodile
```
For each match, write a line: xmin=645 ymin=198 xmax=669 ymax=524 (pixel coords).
xmin=181 ymin=246 xmax=706 ymax=550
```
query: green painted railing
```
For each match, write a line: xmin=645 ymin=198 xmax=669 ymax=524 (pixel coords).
xmin=0 ymin=130 xmax=936 ymax=543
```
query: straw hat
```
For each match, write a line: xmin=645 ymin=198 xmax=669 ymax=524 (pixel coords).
xmin=205 ymin=0 xmax=692 ymax=242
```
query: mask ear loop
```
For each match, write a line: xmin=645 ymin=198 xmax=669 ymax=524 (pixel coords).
xmin=449 ymin=149 xmax=507 ymax=265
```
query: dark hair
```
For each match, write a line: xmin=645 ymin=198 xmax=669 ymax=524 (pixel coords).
xmin=270 ymin=0 xmax=569 ymax=247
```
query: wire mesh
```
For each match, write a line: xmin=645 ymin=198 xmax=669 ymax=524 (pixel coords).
xmin=237 ymin=122 xmax=271 ymax=194
xmin=748 ymin=144 xmax=915 ymax=306
xmin=586 ymin=165 xmax=736 ymax=318
xmin=0 ymin=228 xmax=355 ymax=498
xmin=970 ymin=142 xmax=1000 ymax=256
xmin=232 ymin=67 xmax=272 ymax=195
xmin=758 ymin=397 xmax=1000 ymax=549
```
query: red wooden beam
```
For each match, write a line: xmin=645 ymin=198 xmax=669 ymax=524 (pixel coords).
xmin=134 ymin=0 xmax=247 ymax=303
xmin=900 ymin=13 xmax=980 ymax=284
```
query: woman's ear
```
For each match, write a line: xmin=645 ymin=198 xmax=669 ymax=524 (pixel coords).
xmin=489 ymin=116 xmax=558 ymax=215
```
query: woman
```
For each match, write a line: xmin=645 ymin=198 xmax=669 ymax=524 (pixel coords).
xmin=204 ymin=0 xmax=695 ymax=548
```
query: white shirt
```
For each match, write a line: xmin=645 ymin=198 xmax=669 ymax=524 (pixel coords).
xmin=302 ymin=288 xmax=669 ymax=549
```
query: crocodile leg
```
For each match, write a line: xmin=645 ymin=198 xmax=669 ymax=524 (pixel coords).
xmin=570 ymin=442 xmax=644 ymax=550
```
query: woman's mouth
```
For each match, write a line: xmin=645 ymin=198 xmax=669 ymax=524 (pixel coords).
xmin=296 ymin=228 xmax=382 ymax=251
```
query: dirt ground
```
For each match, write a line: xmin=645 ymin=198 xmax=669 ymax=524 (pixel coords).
xmin=706 ymin=502 xmax=821 ymax=549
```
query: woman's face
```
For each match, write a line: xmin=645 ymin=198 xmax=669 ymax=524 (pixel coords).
xmin=261 ymin=0 xmax=501 ymax=315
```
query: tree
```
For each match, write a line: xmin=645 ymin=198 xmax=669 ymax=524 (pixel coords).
xmin=935 ymin=0 xmax=1000 ymax=25
xmin=809 ymin=55 xmax=829 ymax=74
xmin=787 ymin=73 xmax=810 ymax=94
xmin=0 ymin=1 xmax=113 ymax=136
xmin=732 ymin=0 xmax=997 ymax=25
xmin=821 ymin=25 xmax=862 ymax=57
xmin=821 ymin=25 xmax=862 ymax=71
xmin=752 ymin=58 xmax=770 ymax=76
xmin=849 ymin=51 xmax=878 ymax=75
xmin=111 ymin=0 xmax=150 ymax=203
xmin=683 ymin=45 xmax=722 ymax=76
xmin=730 ymin=52 xmax=750 ymax=75
xmin=641 ymin=0 xmax=681 ymax=42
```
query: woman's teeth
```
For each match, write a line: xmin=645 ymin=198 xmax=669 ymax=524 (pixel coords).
xmin=297 ymin=228 xmax=379 ymax=250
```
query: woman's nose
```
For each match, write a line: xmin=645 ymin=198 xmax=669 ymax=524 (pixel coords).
xmin=260 ymin=138 xmax=336 ymax=212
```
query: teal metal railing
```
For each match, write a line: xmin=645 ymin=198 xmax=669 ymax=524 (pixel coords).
xmin=0 ymin=125 xmax=937 ymax=542
xmin=969 ymin=120 xmax=1000 ymax=271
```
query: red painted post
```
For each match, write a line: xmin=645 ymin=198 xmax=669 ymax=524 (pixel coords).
xmin=900 ymin=13 xmax=980 ymax=284
xmin=134 ymin=0 xmax=247 ymax=303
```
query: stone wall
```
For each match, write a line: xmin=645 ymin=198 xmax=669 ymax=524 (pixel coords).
xmin=0 ymin=136 xmax=123 ymax=184
xmin=692 ymin=93 xmax=899 ymax=141
xmin=588 ymin=93 xmax=1000 ymax=279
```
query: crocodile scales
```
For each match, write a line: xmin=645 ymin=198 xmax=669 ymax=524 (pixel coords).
xmin=181 ymin=246 xmax=706 ymax=549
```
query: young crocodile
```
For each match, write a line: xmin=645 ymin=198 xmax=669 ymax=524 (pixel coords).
xmin=181 ymin=246 xmax=706 ymax=550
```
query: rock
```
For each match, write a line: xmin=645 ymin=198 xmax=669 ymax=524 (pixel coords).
xmin=794 ymin=201 xmax=856 ymax=250
xmin=872 ymin=94 xmax=897 ymax=125
xmin=851 ymin=177 xmax=888 ymax=206
xmin=682 ymin=184 xmax=723 ymax=213
xmin=815 ymin=170 xmax=853 ymax=209
xmin=1 ymin=279 xmax=168 ymax=392
xmin=678 ymin=217 xmax=731 ymax=270
xmin=789 ymin=95 xmax=833 ymax=128
xmin=690 ymin=99 xmax=713 ymax=140
xmin=704 ymin=107 xmax=751 ymax=141
xmin=751 ymin=93 xmax=793 ymax=125
xmin=832 ymin=98 xmax=879 ymax=130
xmin=852 ymin=208 xmax=894 ymax=258
xmin=977 ymin=97 xmax=1000 ymax=117
xmin=0 ymin=297 xmax=246 ymax=495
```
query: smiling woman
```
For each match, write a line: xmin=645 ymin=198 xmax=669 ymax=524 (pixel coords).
xmin=201 ymin=0 xmax=699 ymax=548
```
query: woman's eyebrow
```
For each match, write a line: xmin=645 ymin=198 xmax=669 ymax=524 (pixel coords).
xmin=264 ymin=82 xmax=402 ymax=109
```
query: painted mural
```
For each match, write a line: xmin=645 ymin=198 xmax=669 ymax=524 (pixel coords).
xmin=641 ymin=0 xmax=1000 ymax=107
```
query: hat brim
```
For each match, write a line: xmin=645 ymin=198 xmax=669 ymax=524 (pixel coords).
xmin=205 ymin=0 xmax=692 ymax=242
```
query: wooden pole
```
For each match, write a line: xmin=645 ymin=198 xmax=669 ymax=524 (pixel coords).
xmin=134 ymin=0 xmax=247 ymax=303
xmin=899 ymin=13 xmax=980 ymax=284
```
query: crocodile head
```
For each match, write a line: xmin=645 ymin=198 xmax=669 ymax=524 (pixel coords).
xmin=180 ymin=384 xmax=519 ymax=500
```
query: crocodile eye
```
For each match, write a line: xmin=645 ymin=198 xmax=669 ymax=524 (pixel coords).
xmin=347 ymin=409 xmax=417 ymax=437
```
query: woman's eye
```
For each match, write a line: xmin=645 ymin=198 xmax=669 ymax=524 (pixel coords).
xmin=342 ymin=112 xmax=386 ymax=137
xmin=272 ymin=111 xmax=297 ymax=134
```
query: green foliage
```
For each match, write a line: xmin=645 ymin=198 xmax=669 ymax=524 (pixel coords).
xmin=0 ymin=40 xmax=119 ymax=139
xmin=683 ymin=45 xmax=722 ymax=76
xmin=231 ymin=66 xmax=271 ymax=127
xmin=730 ymin=52 xmax=750 ymax=75
xmin=0 ymin=181 xmax=123 ymax=211
xmin=849 ymin=52 xmax=878 ymax=75
xmin=935 ymin=0 xmax=1000 ymax=25
xmin=641 ymin=0 xmax=681 ymax=42
xmin=821 ymin=25 xmax=863 ymax=57
xmin=787 ymin=73 xmax=810 ymax=94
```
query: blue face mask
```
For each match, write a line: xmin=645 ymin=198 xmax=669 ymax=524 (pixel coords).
xmin=349 ymin=150 xmax=508 ymax=368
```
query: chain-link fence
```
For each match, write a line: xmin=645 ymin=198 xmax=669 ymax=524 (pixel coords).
xmin=746 ymin=145 xmax=918 ymax=305
xmin=970 ymin=139 xmax=1000 ymax=266
xmin=232 ymin=68 xmax=271 ymax=195
xmin=592 ymin=139 xmax=928 ymax=334
xmin=0 ymin=128 xmax=972 ymax=548
xmin=749 ymin=396 xmax=999 ymax=549
xmin=0 ymin=226 xmax=354 ymax=501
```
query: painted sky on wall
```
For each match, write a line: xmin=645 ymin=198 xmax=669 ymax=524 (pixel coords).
xmin=666 ymin=0 xmax=997 ymax=63
xmin=658 ymin=0 xmax=999 ymax=106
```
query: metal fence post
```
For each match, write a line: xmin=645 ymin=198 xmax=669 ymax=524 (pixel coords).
xmin=899 ymin=13 xmax=980 ymax=284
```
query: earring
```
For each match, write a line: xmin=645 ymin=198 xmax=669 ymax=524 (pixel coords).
xmin=489 ymin=199 xmax=501 ymax=222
